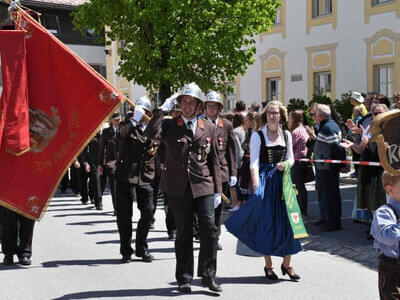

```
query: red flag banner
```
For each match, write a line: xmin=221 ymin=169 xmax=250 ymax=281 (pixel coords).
xmin=0 ymin=30 xmax=30 ymax=156
xmin=0 ymin=10 xmax=123 ymax=220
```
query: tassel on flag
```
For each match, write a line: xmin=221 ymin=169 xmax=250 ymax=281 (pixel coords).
xmin=0 ymin=9 xmax=124 ymax=220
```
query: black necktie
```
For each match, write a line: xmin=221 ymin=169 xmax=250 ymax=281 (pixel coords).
xmin=187 ymin=121 xmax=193 ymax=137
xmin=212 ymin=120 xmax=216 ymax=124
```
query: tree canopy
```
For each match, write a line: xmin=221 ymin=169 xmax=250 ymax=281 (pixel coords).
xmin=73 ymin=0 xmax=279 ymax=100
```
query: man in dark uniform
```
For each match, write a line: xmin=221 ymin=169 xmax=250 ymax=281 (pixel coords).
xmin=204 ymin=91 xmax=237 ymax=250
xmin=144 ymin=83 xmax=222 ymax=293
xmin=2 ymin=208 xmax=34 ymax=265
xmin=79 ymin=132 xmax=103 ymax=210
xmin=98 ymin=112 xmax=120 ymax=213
xmin=115 ymin=96 xmax=157 ymax=263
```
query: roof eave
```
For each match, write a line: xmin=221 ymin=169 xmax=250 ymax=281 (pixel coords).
xmin=19 ymin=1 xmax=82 ymax=10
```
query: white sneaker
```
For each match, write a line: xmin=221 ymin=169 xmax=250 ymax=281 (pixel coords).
xmin=228 ymin=205 xmax=239 ymax=212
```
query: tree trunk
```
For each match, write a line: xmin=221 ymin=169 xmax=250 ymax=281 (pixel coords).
xmin=159 ymin=84 xmax=171 ymax=104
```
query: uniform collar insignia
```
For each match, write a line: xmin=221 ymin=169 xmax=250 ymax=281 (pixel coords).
xmin=177 ymin=117 xmax=184 ymax=126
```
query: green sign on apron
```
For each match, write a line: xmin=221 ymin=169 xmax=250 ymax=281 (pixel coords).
xmin=282 ymin=161 xmax=308 ymax=239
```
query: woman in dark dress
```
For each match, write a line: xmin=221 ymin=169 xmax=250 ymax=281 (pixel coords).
xmin=225 ymin=101 xmax=302 ymax=280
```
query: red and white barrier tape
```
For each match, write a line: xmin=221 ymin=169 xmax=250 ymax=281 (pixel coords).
xmin=296 ymin=158 xmax=382 ymax=167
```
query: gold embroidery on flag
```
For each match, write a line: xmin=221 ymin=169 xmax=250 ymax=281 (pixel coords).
xmin=29 ymin=106 xmax=60 ymax=153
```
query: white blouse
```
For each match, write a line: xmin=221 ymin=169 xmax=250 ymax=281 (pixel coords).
xmin=250 ymin=126 xmax=294 ymax=171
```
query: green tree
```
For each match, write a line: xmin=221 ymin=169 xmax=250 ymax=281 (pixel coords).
xmin=72 ymin=0 xmax=279 ymax=101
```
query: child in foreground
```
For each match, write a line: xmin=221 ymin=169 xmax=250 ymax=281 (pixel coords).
xmin=370 ymin=171 xmax=400 ymax=300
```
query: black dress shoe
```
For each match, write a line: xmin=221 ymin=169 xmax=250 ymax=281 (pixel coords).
xmin=264 ymin=267 xmax=278 ymax=280
xmin=18 ymin=257 xmax=31 ymax=266
xmin=201 ymin=277 xmax=222 ymax=292
xmin=168 ymin=232 xmax=176 ymax=240
xmin=177 ymin=283 xmax=191 ymax=293
xmin=95 ymin=205 xmax=103 ymax=211
xmin=136 ymin=252 xmax=153 ymax=263
xmin=3 ymin=255 xmax=13 ymax=265
xmin=281 ymin=264 xmax=300 ymax=280
xmin=217 ymin=243 xmax=223 ymax=251
xmin=121 ymin=255 xmax=131 ymax=263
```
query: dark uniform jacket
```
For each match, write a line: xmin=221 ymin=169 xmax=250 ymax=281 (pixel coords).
xmin=115 ymin=121 xmax=158 ymax=185
xmin=210 ymin=118 xmax=237 ymax=183
xmin=98 ymin=126 xmax=119 ymax=166
xmin=79 ymin=133 xmax=101 ymax=167
xmin=145 ymin=109 xmax=222 ymax=199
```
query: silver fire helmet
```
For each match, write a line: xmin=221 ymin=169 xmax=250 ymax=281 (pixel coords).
xmin=135 ymin=95 xmax=152 ymax=112
xmin=177 ymin=82 xmax=204 ymax=104
xmin=205 ymin=91 xmax=223 ymax=108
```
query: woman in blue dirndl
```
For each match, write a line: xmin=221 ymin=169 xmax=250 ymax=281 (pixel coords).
xmin=225 ymin=101 xmax=302 ymax=280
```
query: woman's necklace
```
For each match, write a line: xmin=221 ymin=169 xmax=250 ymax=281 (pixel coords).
xmin=267 ymin=126 xmax=278 ymax=134
xmin=267 ymin=125 xmax=279 ymax=141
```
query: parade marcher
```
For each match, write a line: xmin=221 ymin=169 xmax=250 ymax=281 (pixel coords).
xmin=98 ymin=112 xmax=120 ymax=214
xmin=115 ymin=96 xmax=157 ymax=263
xmin=225 ymin=101 xmax=302 ymax=280
xmin=153 ymin=95 xmax=180 ymax=240
xmin=79 ymin=132 xmax=103 ymax=210
xmin=204 ymin=91 xmax=237 ymax=250
xmin=371 ymin=171 xmax=400 ymax=299
xmin=144 ymin=83 xmax=222 ymax=293
xmin=314 ymin=104 xmax=346 ymax=232
xmin=70 ymin=159 xmax=82 ymax=197
xmin=2 ymin=208 xmax=35 ymax=265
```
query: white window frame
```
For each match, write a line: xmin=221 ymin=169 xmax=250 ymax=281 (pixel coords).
xmin=313 ymin=71 xmax=331 ymax=97
xmin=225 ymin=82 xmax=237 ymax=112
xmin=267 ymin=77 xmax=281 ymax=102
xmin=274 ymin=7 xmax=281 ymax=25
xmin=375 ymin=64 xmax=393 ymax=97
xmin=312 ymin=0 xmax=332 ymax=18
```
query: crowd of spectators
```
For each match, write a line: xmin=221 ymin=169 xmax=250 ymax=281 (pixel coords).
xmin=225 ymin=91 xmax=399 ymax=234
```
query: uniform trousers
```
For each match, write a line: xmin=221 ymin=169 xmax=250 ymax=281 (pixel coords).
xmin=81 ymin=164 xmax=102 ymax=207
xmin=116 ymin=182 xmax=154 ymax=257
xmin=172 ymin=185 xmax=218 ymax=284
xmin=70 ymin=165 xmax=81 ymax=195
xmin=102 ymin=167 xmax=117 ymax=211
xmin=164 ymin=194 xmax=176 ymax=236
xmin=317 ymin=167 xmax=342 ymax=229
xmin=379 ymin=255 xmax=400 ymax=300
xmin=1 ymin=208 xmax=34 ymax=258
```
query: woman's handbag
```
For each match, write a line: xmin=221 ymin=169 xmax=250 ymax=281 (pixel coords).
xmin=304 ymin=162 xmax=315 ymax=183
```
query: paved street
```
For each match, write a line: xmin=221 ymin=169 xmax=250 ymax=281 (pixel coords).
xmin=0 ymin=178 xmax=379 ymax=300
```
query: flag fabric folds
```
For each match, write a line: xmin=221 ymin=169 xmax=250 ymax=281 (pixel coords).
xmin=0 ymin=11 xmax=123 ymax=220
xmin=0 ymin=30 xmax=30 ymax=156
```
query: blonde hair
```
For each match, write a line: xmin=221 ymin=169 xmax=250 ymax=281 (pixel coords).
xmin=382 ymin=171 xmax=400 ymax=189
xmin=260 ymin=100 xmax=288 ymax=126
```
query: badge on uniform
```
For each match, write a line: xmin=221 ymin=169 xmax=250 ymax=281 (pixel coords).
xmin=218 ymin=137 xmax=224 ymax=151
xmin=205 ymin=138 xmax=211 ymax=154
